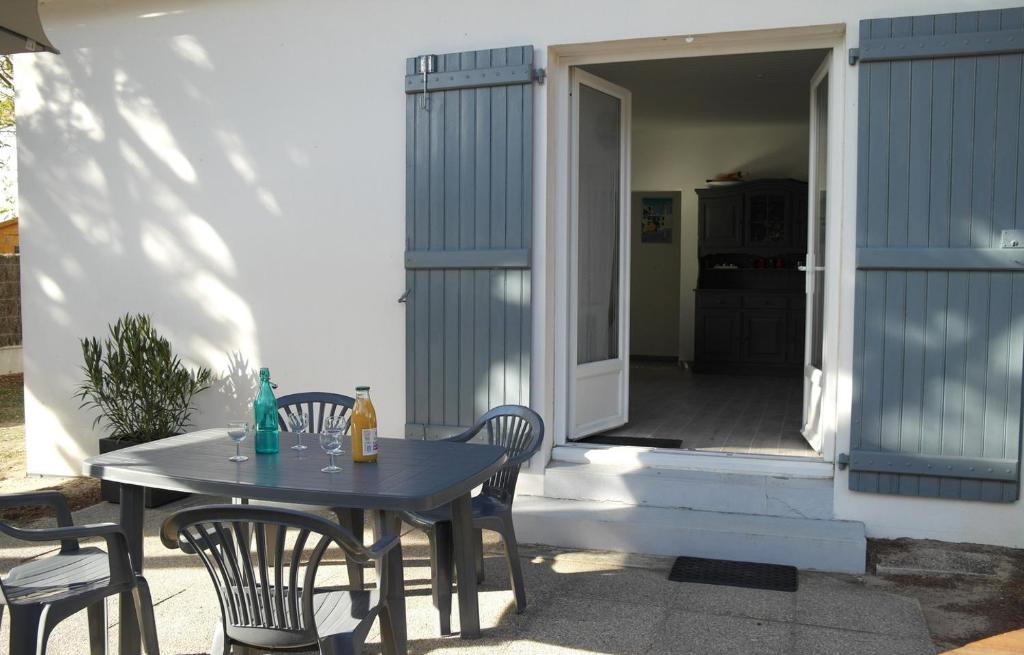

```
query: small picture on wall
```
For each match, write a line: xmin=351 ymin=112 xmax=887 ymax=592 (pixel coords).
xmin=640 ymin=196 xmax=673 ymax=243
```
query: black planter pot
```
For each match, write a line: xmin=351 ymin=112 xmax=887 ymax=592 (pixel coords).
xmin=98 ymin=436 xmax=190 ymax=508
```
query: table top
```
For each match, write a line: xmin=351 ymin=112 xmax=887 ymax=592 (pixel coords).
xmin=83 ymin=430 xmax=508 ymax=512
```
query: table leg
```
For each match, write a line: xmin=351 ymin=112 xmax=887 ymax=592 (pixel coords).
xmin=334 ymin=507 xmax=365 ymax=590
xmin=451 ymin=492 xmax=480 ymax=638
xmin=119 ymin=484 xmax=145 ymax=655
xmin=374 ymin=511 xmax=407 ymax=655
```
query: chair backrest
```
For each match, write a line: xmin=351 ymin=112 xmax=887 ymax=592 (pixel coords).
xmin=466 ymin=405 xmax=545 ymax=504
xmin=161 ymin=504 xmax=382 ymax=651
xmin=277 ymin=391 xmax=355 ymax=434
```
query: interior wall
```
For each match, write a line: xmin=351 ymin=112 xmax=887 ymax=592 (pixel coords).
xmin=629 ymin=191 xmax=681 ymax=358
xmin=631 ymin=119 xmax=810 ymax=361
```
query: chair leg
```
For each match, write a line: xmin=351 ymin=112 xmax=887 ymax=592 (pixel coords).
xmin=87 ymin=599 xmax=108 ymax=655
xmin=8 ymin=605 xmax=43 ymax=655
xmin=319 ymin=635 xmax=357 ymax=655
xmin=209 ymin=622 xmax=228 ymax=655
xmin=499 ymin=519 xmax=528 ymax=613
xmin=131 ymin=578 xmax=161 ymax=655
xmin=434 ymin=523 xmax=454 ymax=636
xmin=474 ymin=528 xmax=485 ymax=585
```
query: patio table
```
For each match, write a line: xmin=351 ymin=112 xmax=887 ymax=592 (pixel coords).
xmin=83 ymin=429 xmax=508 ymax=655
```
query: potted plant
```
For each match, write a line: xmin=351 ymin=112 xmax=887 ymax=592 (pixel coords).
xmin=77 ymin=313 xmax=212 ymax=507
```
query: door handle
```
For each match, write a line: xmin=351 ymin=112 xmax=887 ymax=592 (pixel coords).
xmin=397 ymin=288 xmax=412 ymax=303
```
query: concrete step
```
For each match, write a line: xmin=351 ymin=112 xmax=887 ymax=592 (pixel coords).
xmin=543 ymin=460 xmax=834 ymax=519
xmin=513 ymin=495 xmax=866 ymax=574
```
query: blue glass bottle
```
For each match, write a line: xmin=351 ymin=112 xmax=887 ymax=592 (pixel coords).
xmin=253 ymin=367 xmax=279 ymax=454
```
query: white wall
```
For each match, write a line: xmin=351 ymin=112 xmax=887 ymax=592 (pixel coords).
xmin=631 ymin=121 xmax=809 ymax=361
xmin=17 ymin=0 xmax=1024 ymax=548
xmin=628 ymin=190 xmax=680 ymax=359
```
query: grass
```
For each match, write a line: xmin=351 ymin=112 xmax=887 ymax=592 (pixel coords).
xmin=0 ymin=374 xmax=101 ymax=524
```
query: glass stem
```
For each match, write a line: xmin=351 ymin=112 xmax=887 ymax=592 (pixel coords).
xmin=330 ymin=453 xmax=336 ymax=468
xmin=235 ymin=442 xmax=241 ymax=459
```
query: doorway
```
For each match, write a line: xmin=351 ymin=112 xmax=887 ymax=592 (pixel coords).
xmin=563 ymin=47 xmax=834 ymax=460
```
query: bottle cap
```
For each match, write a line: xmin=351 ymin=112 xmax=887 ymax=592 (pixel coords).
xmin=355 ymin=385 xmax=370 ymax=391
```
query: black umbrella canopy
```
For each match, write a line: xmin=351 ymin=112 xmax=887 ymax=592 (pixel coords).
xmin=0 ymin=0 xmax=59 ymax=55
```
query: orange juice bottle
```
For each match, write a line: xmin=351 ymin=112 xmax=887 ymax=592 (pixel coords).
xmin=351 ymin=386 xmax=378 ymax=463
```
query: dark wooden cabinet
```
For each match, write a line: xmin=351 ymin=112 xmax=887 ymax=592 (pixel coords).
xmin=695 ymin=309 xmax=742 ymax=363
xmin=698 ymin=194 xmax=743 ymax=249
xmin=697 ymin=179 xmax=807 ymax=255
xmin=693 ymin=179 xmax=808 ymax=375
xmin=693 ymin=291 xmax=804 ymax=373
xmin=744 ymin=189 xmax=790 ymax=248
xmin=742 ymin=311 xmax=788 ymax=364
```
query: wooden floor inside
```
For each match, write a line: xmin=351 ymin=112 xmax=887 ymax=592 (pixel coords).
xmin=599 ymin=362 xmax=818 ymax=458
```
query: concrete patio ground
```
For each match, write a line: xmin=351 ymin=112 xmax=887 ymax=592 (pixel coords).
xmin=0 ymin=495 xmax=943 ymax=655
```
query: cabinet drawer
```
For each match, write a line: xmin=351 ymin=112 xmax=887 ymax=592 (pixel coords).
xmin=742 ymin=294 xmax=787 ymax=310
xmin=697 ymin=293 xmax=741 ymax=309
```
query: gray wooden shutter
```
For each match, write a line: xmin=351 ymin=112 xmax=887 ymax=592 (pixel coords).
xmin=404 ymin=46 xmax=536 ymax=439
xmin=848 ymin=8 xmax=1024 ymax=501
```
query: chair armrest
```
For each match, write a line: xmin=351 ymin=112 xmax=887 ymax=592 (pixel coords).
xmin=0 ymin=522 xmax=137 ymax=584
xmin=442 ymin=420 xmax=485 ymax=444
xmin=0 ymin=521 xmax=124 ymax=544
xmin=0 ymin=491 xmax=74 ymax=527
xmin=365 ymin=534 xmax=401 ymax=561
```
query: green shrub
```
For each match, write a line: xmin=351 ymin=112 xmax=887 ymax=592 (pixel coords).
xmin=77 ymin=313 xmax=212 ymax=443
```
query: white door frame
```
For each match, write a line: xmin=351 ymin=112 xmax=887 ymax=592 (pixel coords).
xmin=546 ymin=25 xmax=847 ymax=467
xmin=568 ymin=68 xmax=632 ymax=439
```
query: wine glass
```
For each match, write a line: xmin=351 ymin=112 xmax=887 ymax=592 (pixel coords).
xmin=287 ymin=410 xmax=308 ymax=451
xmin=227 ymin=421 xmax=249 ymax=463
xmin=319 ymin=426 xmax=344 ymax=473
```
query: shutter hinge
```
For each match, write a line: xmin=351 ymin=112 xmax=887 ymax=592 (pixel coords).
xmin=533 ymin=67 xmax=546 ymax=85
xmin=848 ymin=48 xmax=860 ymax=65
xmin=837 ymin=453 xmax=850 ymax=470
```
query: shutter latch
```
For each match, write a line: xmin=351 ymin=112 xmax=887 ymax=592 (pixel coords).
xmin=533 ymin=67 xmax=547 ymax=84
xmin=837 ymin=453 xmax=850 ymax=470
xmin=417 ymin=54 xmax=438 ymax=108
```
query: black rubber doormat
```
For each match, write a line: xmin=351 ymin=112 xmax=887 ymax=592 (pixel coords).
xmin=578 ymin=435 xmax=682 ymax=449
xmin=668 ymin=556 xmax=798 ymax=592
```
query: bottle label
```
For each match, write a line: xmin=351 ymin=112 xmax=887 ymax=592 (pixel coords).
xmin=361 ymin=428 xmax=378 ymax=456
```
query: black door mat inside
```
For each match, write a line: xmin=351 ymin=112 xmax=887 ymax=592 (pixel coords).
xmin=579 ymin=435 xmax=682 ymax=449
xmin=668 ymin=556 xmax=798 ymax=592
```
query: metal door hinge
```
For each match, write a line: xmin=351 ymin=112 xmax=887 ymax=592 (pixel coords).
xmin=837 ymin=453 xmax=850 ymax=470
xmin=848 ymin=48 xmax=860 ymax=65
xmin=533 ymin=67 xmax=546 ymax=84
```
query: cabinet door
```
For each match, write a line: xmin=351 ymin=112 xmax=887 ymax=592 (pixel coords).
xmin=744 ymin=190 xmax=790 ymax=248
xmin=741 ymin=311 xmax=787 ymax=364
xmin=695 ymin=309 xmax=741 ymax=362
xmin=699 ymin=195 xmax=742 ymax=249
xmin=786 ymin=309 xmax=806 ymax=364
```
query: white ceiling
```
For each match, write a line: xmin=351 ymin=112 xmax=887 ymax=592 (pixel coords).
xmin=582 ymin=49 xmax=829 ymax=125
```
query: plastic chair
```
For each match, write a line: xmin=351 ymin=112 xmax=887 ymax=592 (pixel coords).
xmin=400 ymin=405 xmax=544 ymax=635
xmin=0 ymin=491 xmax=160 ymax=654
xmin=276 ymin=391 xmax=366 ymax=590
xmin=161 ymin=503 xmax=401 ymax=655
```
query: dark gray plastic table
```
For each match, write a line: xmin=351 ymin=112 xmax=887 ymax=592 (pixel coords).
xmin=83 ymin=429 xmax=508 ymax=655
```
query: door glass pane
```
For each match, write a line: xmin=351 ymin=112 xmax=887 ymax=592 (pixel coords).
xmin=810 ymin=76 xmax=828 ymax=368
xmin=577 ymin=84 xmax=621 ymax=364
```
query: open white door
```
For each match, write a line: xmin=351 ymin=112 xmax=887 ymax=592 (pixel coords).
xmin=800 ymin=54 xmax=830 ymax=453
xmin=568 ymin=69 xmax=632 ymax=439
